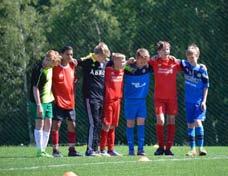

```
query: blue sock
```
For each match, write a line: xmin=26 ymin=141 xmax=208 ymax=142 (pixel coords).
xmin=187 ymin=128 xmax=195 ymax=149
xmin=126 ymin=127 xmax=134 ymax=151
xmin=137 ymin=125 xmax=145 ymax=151
xmin=195 ymin=126 xmax=204 ymax=148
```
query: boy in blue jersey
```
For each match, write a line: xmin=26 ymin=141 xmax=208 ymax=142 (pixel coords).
xmin=124 ymin=48 xmax=152 ymax=156
xmin=181 ymin=44 xmax=209 ymax=156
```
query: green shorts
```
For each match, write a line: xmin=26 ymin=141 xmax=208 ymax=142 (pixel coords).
xmin=30 ymin=102 xmax=53 ymax=119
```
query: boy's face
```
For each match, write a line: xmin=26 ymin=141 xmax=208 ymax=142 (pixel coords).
xmin=158 ymin=44 xmax=170 ymax=58
xmin=186 ymin=51 xmax=198 ymax=65
xmin=113 ymin=57 xmax=126 ymax=69
xmin=44 ymin=57 xmax=59 ymax=68
xmin=62 ymin=49 xmax=73 ymax=61
xmin=136 ymin=55 xmax=149 ymax=68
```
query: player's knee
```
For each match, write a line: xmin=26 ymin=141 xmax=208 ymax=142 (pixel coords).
xmin=102 ymin=124 xmax=110 ymax=131
xmin=137 ymin=118 xmax=145 ymax=125
xmin=127 ymin=120 xmax=135 ymax=128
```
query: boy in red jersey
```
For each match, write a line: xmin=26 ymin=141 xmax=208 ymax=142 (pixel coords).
xmin=100 ymin=53 xmax=126 ymax=156
xmin=51 ymin=46 xmax=82 ymax=157
xmin=148 ymin=41 xmax=182 ymax=156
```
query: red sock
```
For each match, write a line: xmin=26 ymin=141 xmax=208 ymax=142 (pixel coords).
xmin=156 ymin=124 xmax=164 ymax=148
xmin=166 ymin=124 xmax=176 ymax=150
xmin=67 ymin=131 xmax=76 ymax=146
xmin=52 ymin=130 xmax=59 ymax=146
xmin=100 ymin=129 xmax=108 ymax=151
xmin=107 ymin=128 xmax=115 ymax=151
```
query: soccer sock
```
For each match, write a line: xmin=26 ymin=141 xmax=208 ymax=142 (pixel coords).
xmin=42 ymin=131 xmax=50 ymax=151
xmin=67 ymin=131 xmax=76 ymax=148
xmin=137 ymin=125 xmax=145 ymax=151
xmin=195 ymin=126 xmax=204 ymax=148
xmin=100 ymin=129 xmax=108 ymax=151
xmin=156 ymin=124 xmax=164 ymax=149
xmin=187 ymin=128 xmax=196 ymax=149
xmin=107 ymin=128 xmax=115 ymax=151
xmin=126 ymin=127 xmax=134 ymax=151
xmin=51 ymin=131 xmax=59 ymax=150
xmin=166 ymin=124 xmax=176 ymax=150
xmin=34 ymin=129 xmax=43 ymax=151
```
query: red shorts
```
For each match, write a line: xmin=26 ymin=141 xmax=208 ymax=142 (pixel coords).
xmin=103 ymin=99 xmax=121 ymax=127
xmin=154 ymin=98 xmax=178 ymax=116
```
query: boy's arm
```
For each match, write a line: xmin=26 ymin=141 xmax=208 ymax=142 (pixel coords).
xmin=201 ymin=65 xmax=209 ymax=111
xmin=201 ymin=87 xmax=208 ymax=111
xmin=33 ymin=86 xmax=43 ymax=117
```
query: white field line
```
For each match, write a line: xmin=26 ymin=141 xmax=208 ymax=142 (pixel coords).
xmin=1 ymin=156 xmax=228 ymax=171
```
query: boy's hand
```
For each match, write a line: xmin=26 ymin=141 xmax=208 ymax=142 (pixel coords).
xmin=71 ymin=58 xmax=78 ymax=66
xmin=201 ymin=101 xmax=207 ymax=111
xmin=126 ymin=57 xmax=135 ymax=64
xmin=36 ymin=104 xmax=43 ymax=118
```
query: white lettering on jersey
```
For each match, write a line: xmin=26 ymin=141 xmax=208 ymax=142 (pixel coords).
xmin=131 ymin=82 xmax=146 ymax=88
xmin=90 ymin=69 xmax=105 ymax=76
xmin=157 ymin=67 xmax=173 ymax=74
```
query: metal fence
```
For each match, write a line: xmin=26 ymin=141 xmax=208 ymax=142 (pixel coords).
xmin=0 ymin=0 xmax=227 ymax=146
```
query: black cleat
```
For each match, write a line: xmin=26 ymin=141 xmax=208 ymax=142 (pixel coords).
xmin=164 ymin=149 xmax=174 ymax=156
xmin=68 ymin=147 xmax=83 ymax=157
xmin=154 ymin=147 xmax=165 ymax=155
xmin=52 ymin=149 xmax=63 ymax=157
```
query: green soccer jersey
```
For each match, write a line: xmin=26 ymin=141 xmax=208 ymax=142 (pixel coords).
xmin=30 ymin=62 xmax=54 ymax=103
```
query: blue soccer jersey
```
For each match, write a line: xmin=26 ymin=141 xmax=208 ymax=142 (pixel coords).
xmin=124 ymin=64 xmax=152 ymax=99
xmin=181 ymin=60 xmax=209 ymax=104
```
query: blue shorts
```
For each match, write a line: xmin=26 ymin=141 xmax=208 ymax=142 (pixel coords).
xmin=185 ymin=102 xmax=206 ymax=123
xmin=124 ymin=99 xmax=147 ymax=120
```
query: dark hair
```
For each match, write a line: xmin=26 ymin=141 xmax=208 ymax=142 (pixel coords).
xmin=155 ymin=41 xmax=170 ymax=51
xmin=60 ymin=46 xmax=73 ymax=54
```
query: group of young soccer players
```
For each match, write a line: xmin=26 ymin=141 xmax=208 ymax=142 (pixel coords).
xmin=30 ymin=41 xmax=209 ymax=158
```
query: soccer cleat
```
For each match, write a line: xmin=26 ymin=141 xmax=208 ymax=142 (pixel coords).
xmin=199 ymin=148 xmax=207 ymax=156
xmin=36 ymin=150 xmax=43 ymax=157
xmin=137 ymin=150 xmax=146 ymax=156
xmin=186 ymin=149 xmax=197 ymax=157
xmin=85 ymin=150 xmax=101 ymax=157
xmin=37 ymin=150 xmax=53 ymax=158
xmin=52 ymin=149 xmax=63 ymax=157
xmin=100 ymin=150 xmax=111 ymax=157
xmin=108 ymin=150 xmax=122 ymax=156
xmin=164 ymin=149 xmax=174 ymax=156
xmin=68 ymin=147 xmax=83 ymax=157
xmin=128 ymin=150 xmax=135 ymax=156
xmin=154 ymin=147 xmax=164 ymax=155
xmin=42 ymin=151 xmax=53 ymax=158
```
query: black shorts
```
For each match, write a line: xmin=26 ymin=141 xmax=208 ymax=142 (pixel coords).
xmin=53 ymin=104 xmax=76 ymax=121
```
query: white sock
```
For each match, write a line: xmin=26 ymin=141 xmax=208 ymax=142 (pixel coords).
xmin=34 ymin=129 xmax=43 ymax=151
xmin=42 ymin=131 xmax=50 ymax=151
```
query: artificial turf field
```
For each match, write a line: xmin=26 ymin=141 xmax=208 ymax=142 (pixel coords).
xmin=0 ymin=146 xmax=228 ymax=176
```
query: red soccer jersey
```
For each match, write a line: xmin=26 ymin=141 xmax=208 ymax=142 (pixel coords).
xmin=52 ymin=62 xmax=76 ymax=109
xmin=149 ymin=57 xmax=181 ymax=99
xmin=104 ymin=67 xmax=124 ymax=102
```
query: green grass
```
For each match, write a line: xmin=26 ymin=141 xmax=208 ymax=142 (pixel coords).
xmin=0 ymin=146 xmax=228 ymax=176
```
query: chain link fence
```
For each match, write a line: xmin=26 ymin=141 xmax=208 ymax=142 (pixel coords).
xmin=0 ymin=0 xmax=227 ymax=146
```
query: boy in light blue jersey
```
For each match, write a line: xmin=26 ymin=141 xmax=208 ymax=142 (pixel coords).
xmin=124 ymin=48 xmax=152 ymax=156
xmin=181 ymin=44 xmax=209 ymax=156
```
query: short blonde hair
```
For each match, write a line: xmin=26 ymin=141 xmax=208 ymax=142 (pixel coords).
xmin=45 ymin=50 xmax=61 ymax=63
xmin=186 ymin=43 xmax=200 ymax=58
xmin=136 ymin=48 xmax=150 ymax=58
xmin=94 ymin=42 xmax=111 ymax=58
xmin=112 ymin=53 xmax=126 ymax=60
